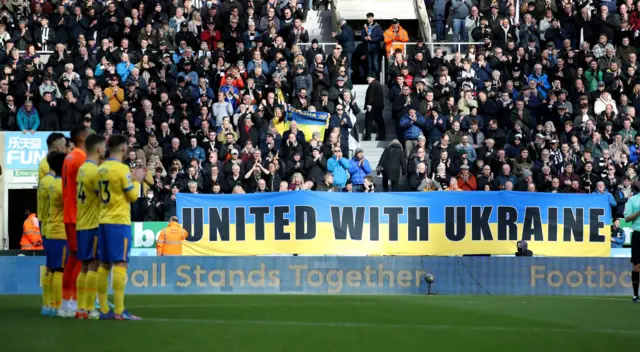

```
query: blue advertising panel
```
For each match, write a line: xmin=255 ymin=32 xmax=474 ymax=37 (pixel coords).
xmin=4 ymin=131 xmax=69 ymax=169
xmin=0 ymin=256 xmax=632 ymax=295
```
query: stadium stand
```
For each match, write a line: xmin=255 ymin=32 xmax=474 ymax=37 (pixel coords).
xmin=0 ymin=0 xmax=634 ymax=227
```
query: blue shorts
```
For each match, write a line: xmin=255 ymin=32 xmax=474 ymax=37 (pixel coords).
xmin=77 ymin=228 xmax=99 ymax=261
xmin=45 ymin=239 xmax=68 ymax=270
xmin=98 ymin=224 xmax=132 ymax=263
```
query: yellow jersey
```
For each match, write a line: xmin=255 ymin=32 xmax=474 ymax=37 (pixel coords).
xmin=37 ymin=172 xmax=55 ymax=237
xmin=98 ymin=159 xmax=138 ymax=225
xmin=76 ymin=160 xmax=101 ymax=231
xmin=38 ymin=157 xmax=50 ymax=183
xmin=47 ymin=177 xmax=66 ymax=240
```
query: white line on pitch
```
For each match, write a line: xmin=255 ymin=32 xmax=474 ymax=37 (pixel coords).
xmin=142 ymin=317 xmax=640 ymax=335
xmin=130 ymin=302 xmax=378 ymax=309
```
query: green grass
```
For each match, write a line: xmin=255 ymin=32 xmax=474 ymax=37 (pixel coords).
xmin=1 ymin=295 xmax=638 ymax=351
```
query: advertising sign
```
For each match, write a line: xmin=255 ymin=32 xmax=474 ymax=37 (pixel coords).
xmin=3 ymin=131 xmax=69 ymax=184
xmin=131 ymin=222 xmax=167 ymax=256
xmin=0 ymin=256 xmax=633 ymax=295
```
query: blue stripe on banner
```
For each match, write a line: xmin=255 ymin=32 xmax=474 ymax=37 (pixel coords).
xmin=177 ymin=191 xmax=611 ymax=225
xmin=290 ymin=116 xmax=328 ymax=126
xmin=287 ymin=109 xmax=329 ymax=126
xmin=0 ymin=256 xmax=633 ymax=295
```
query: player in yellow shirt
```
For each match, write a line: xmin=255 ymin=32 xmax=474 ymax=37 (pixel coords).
xmin=38 ymin=133 xmax=67 ymax=181
xmin=37 ymin=133 xmax=67 ymax=316
xmin=75 ymin=134 xmax=106 ymax=320
xmin=44 ymin=151 xmax=68 ymax=317
xmin=97 ymin=134 xmax=145 ymax=320
xmin=38 ymin=169 xmax=55 ymax=316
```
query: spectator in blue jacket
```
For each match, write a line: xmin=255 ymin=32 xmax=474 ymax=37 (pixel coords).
xmin=247 ymin=51 xmax=269 ymax=75
xmin=327 ymin=147 xmax=351 ymax=187
xmin=424 ymin=109 xmax=447 ymax=145
xmin=493 ymin=163 xmax=518 ymax=190
xmin=629 ymin=136 xmax=640 ymax=164
xmin=116 ymin=53 xmax=135 ymax=82
xmin=594 ymin=181 xmax=617 ymax=209
xmin=348 ymin=148 xmax=372 ymax=188
xmin=614 ymin=177 xmax=633 ymax=218
xmin=17 ymin=100 xmax=39 ymax=133
xmin=362 ymin=12 xmax=384 ymax=74
xmin=527 ymin=64 xmax=550 ymax=100
xmin=333 ymin=18 xmax=355 ymax=75
xmin=611 ymin=218 xmax=626 ymax=248
xmin=186 ymin=137 xmax=206 ymax=164
xmin=472 ymin=54 xmax=493 ymax=87
xmin=177 ymin=60 xmax=199 ymax=88
xmin=400 ymin=109 xmax=426 ymax=158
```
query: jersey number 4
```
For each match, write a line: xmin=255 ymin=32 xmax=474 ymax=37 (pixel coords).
xmin=99 ymin=180 xmax=111 ymax=204
xmin=77 ymin=182 xmax=86 ymax=204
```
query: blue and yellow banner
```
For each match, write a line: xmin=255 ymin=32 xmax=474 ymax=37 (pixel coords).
xmin=285 ymin=108 xmax=329 ymax=141
xmin=177 ymin=192 xmax=612 ymax=257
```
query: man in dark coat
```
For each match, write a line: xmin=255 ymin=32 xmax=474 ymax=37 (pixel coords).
xmin=329 ymin=104 xmax=353 ymax=156
xmin=238 ymin=114 xmax=260 ymax=147
xmin=305 ymin=147 xmax=328 ymax=184
xmin=364 ymin=73 xmax=386 ymax=140
xmin=333 ymin=18 xmax=355 ymax=70
xmin=37 ymin=92 xmax=60 ymax=131
xmin=377 ymin=139 xmax=406 ymax=191
xmin=57 ymin=90 xmax=86 ymax=131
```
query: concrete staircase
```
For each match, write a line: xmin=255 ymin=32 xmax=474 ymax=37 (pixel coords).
xmin=304 ymin=9 xmax=334 ymax=42
xmin=351 ymin=84 xmax=397 ymax=186
xmin=337 ymin=0 xmax=416 ymax=20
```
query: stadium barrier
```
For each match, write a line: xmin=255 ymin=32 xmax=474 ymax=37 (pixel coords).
xmin=0 ymin=256 xmax=633 ymax=295
xmin=177 ymin=192 xmax=612 ymax=257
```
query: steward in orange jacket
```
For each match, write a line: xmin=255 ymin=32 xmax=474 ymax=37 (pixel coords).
xmin=383 ymin=19 xmax=409 ymax=57
xmin=156 ymin=216 xmax=189 ymax=256
xmin=21 ymin=212 xmax=43 ymax=250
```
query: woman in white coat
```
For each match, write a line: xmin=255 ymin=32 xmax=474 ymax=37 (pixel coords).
xmin=338 ymin=89 xmax=361 ymax=156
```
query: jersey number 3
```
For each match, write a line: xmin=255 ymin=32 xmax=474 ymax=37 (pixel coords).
xmin=99 ymin=180 xmax=111 ymax=204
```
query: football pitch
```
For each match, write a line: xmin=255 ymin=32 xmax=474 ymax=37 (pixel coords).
xmin=1 ymin=295 xmax=638 ymax=351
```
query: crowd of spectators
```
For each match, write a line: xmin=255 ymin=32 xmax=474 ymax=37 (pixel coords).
xmin=1 ymin=0 xmax=640 ymax=224
xmin=369 ymin=0 xmax=640 ymax=223
xmin=0 ymin=0 xmax=392 ymax=221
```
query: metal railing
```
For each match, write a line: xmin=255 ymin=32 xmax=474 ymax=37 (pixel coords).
xmin=297 ymin=41 xmax=483 ymax=56
xmin=17 ymin=40 xmax=482 ymax=83
xmin=298 ymin=40 xmax=483 ymax=85
xmin=330 ymin=0 xmax=341 ymax=33
xmin=297 ymin=42 xmax=338 ymax=53
xmin=17 ymin=50 xmax=53 ymax=64
xmin=413 ymin=0 xmax=432 ymax=51
xmin=389 ymin=41 xmax=485 ymax=55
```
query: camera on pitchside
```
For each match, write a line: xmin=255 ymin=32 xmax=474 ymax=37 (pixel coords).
xmin=424 ymin=273 xmax=435 ymax=295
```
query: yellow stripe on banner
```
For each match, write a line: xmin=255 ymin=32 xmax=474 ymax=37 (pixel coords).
xmin=181 ymin=223 xmax=610 ymax=257
xmin=296 ymin=125 xmax=327 ymax=142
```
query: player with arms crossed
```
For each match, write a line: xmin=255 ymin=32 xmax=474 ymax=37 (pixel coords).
xmin=45 ymin=151 xmax=68 ymax=316
xmin=37 ymin=133 xmax=67 ymax=315
xmin=75 ymin=134 xmax=107 ymax=320
xmin=97 ymin=134 xmax=145 ymax=320
xmin=60 ymin=128 xmax=89 ymax=318
xmin=625 ymin=182 xmax=640 ymax=303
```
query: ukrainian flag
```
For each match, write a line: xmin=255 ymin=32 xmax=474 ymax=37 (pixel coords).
xmin=286 ymin=108 xmax=330 ymax=141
